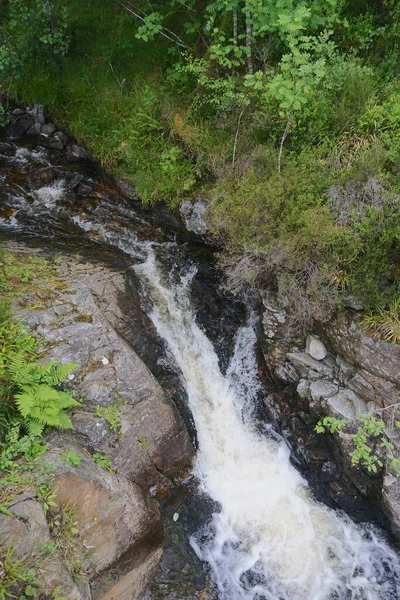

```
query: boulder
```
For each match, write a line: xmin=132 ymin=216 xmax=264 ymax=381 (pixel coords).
xmin=296 ymin=379 xmax=311 ymax=401
xmin=42 ymin=123 xmax=56 ymax=136
xmin=0 ymin=493 xmax=49 ymax=558
xmin=179 ymin=199 xmax=209 ymax=235
xmin=309 ymin=380 xmax=338 ymax=403
xmin=112 ymin=400 xmax=193 ymax=487
xmin=9 ymin=114 xmax=34 ymax=137
xmin=327 ymin=389 xmax=367 ymax=419
xmin=42 ymin=437 xmax=162 ymax=578
xmin=306 ymin=335 xmax=328 ymax=360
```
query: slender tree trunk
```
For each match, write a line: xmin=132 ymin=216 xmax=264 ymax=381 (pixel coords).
xmin=278 ymin=110 xmax=292 ymax=174
xmin=245 ymin=4 xmax=253 ymax=75
xmin=232 ymin=107 xmax=245 ymax=168
xmin=233 ymin=9 xmax=238 ymax=44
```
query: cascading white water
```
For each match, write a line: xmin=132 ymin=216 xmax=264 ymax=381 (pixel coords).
xmin=135 ymin=249 xmax=400 ymax=600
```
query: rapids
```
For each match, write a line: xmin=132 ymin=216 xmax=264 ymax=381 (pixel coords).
xmin=1 ymin=135 xmax=400 ymax=600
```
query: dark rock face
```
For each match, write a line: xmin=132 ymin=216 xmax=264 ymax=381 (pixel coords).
xmin=9 ymin=114 xmax=34 ymax=137
xmin=259 ymin=291 xmax=400 ymax=538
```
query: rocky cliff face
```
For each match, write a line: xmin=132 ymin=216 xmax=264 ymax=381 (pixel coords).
xmin=259 ymin=289 xmax=400 ymax=540
xmin=0 ymin=246 xmax=194 ymax=600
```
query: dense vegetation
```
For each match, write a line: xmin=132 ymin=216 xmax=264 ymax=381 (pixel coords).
xmin=0 ymin=0 xmax=399 ymax=329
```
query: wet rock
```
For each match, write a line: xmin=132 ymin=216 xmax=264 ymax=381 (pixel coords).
xmin=320 ymin=460 xmax=339 ymax=483
xmin=179 ymin=199 xmax=209 ymax=235
xmin=66 ymin=143 xmax=89 ymax=162
xmin=9 ymin=114 xmax=34 ymax=137
xmin=27 ymin=122 xmax=42 ymax=135
xmin=67 ymin=173 xmax=84 ymax=189
xmin=42 ymin=123 xmax=56 ymax=136
xmin=112 ymin=400 xmax=194 ymax=486
xmin=40 ymin=168 xmax=56 ymax=184
xmin=306 ymin=335 xmax=327 ymax=360
xmin=48 ymin=135 xmax=65 ymax=150
xmin=380 ymin=475 xmax=400 ymax=540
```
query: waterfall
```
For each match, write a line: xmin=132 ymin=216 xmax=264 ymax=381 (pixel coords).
xmin=135 ymin=249 xmax=400 ymax=600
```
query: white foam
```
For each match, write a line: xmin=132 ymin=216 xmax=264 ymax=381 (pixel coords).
xmin=34 ymin=179 xmax=66 ymax=208
xmin=135 ymin=249 xmax=400 ymax=600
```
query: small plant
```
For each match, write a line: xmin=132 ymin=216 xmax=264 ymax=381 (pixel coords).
xmin=36 ymin=479 xmax=58 ymax=516
xmin=48 ymin=506 xmax=85 ymax=579
xmin=61 ymin=451 xmax=82 ymax=469
xmin=316 ymin=409 xmax=400 ymax=473
xmin=361 ymin=297 xmax=400 ymax=344
xmin=92 ymin=452 xmax=112 ymax=472
xmin=138 ymin=436 xmax=149 ymax=453
xmin=94 ymin=402 xmax=122 ymax=435
xmin=0 ymin=544 xmax=40 ymax=600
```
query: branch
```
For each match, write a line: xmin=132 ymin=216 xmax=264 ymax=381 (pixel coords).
xmin=117 ymin=1 xmax=189 ymax=49
xmin=278 ymin=110 xmax=292 ymax=174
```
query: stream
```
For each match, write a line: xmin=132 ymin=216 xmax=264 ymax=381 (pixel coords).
xmin=2 ymin=133 xmax=400 ymax=599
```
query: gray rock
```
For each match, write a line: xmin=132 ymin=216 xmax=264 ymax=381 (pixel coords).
xmin=274 ymin=362 xmax=300 ymax=383
xmin=67 ymin=173 xmax=84 ymax=189
xmin=179 ymin=199 xmax=209 ymax=235
xmin=42 ymin=123 xmax=56 ymax=136
xmin=327 ymin=388 xmax=367 ymax=419
xmin=42 ymin=436 xmax=161 ymax=577
xmin=325 ymin=313 xmax=400 ymax=386
xmin=12 ymin=108 xmax=25 ymax=116
xmin=9 ymin=114 xmax=34 ymax=137
xmin=309 ymin=380 xmax=338 ymax=402
xmin=382 ymin=475 xmax=400 ymax=541
xmin=48 ymin=136 xmax=65 ymax=150
xmin=296 ymin=379 xmax=311 ymax=401
xmin=72 ymin=410 xmax=116 ymax=453
xmin=343 ymin=295 xmax=364 ymax=311
xmin=66 ymin=144 xmax=89 ymax=162
xmin=337 ymin=356 xmax=356 ymax=381
xmin=306 ymin=335 xmax=327 ymax=360
xmin=286 ymin=352 xmax=334 ymax=378
xmin=117 ymin=178 xmax=137 ymax=200
xmin=0 ymin=495 xmax=49 ymax=558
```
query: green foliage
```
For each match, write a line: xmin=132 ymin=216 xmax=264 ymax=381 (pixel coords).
xmin=48 ymin=506 xmax=85 ymax=579
xmin=9 ymin=361 xmax=79 ymax=436
xmin=361 ymin=297 xmax=400 ymax=344
xmin=316 ymin=410 xmax=400 ymax=473
xmin=94 ymin=398 xmax=124 ymax=435
xmin=0 ymin=545 xmax=40 ymax=600
xmin=92 ymin=452 xmax=112 ymax=472
xmin=61 ymin=451 xmax=82 ymax=469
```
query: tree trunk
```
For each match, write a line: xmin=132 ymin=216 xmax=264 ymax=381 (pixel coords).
xmin=278 ymin=111 xmax=292 ymax=174
xmin=233 ymin=9 xmax=238 ymax=44
xmin=245 ymin=4 xmax=253 ymax=75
